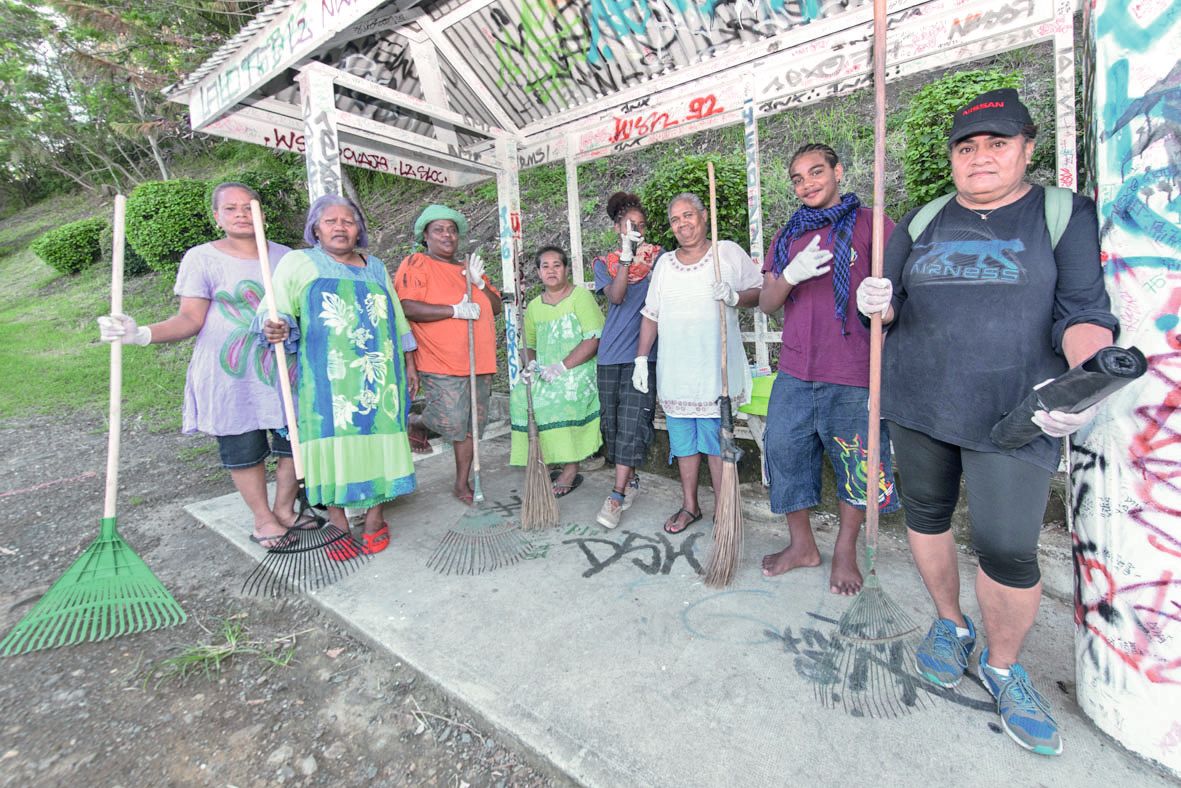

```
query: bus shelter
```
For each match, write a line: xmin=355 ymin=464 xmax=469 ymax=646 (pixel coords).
xmin=166 ymin=0 xmax=1180 ymax=775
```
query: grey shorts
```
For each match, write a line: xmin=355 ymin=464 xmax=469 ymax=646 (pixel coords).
xmin=419 ymin=372 xmax=492 ymax=443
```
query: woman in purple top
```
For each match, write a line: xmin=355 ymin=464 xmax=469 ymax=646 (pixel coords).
xmin=98 ymin=182 xmax=296 ymax=548
xmin=592 ymin=192 xmax=661 ymax=529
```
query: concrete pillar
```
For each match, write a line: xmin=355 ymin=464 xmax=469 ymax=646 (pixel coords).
xmin=298 ymin=69 xmax=343 ymax=203
xmin=495 ymin=138 xmax=523 ymax=389
xmin=1075 ymin=0 xmax=1181 ymax=776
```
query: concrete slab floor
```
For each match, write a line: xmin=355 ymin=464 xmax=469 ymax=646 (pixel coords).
xmin=187 ymin=431 xmax=1175 ymax=788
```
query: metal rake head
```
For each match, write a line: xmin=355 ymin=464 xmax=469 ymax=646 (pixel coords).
xmin=810 ymin=576 xmax=931 ymax=718
xmin=426 ymin=509 xmax=531 ymax=576
xmin=241 ymin=524 xmax=370 ymax=597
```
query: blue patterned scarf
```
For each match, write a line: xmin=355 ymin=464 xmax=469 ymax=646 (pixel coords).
xmin=772 ymin=193 xmax=860 ymax=334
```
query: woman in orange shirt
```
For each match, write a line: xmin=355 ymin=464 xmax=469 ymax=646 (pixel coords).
xmin=394 ymin=205 xmax=502 ymax=505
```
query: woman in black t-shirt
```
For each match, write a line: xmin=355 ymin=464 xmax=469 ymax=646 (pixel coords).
xmin=855 ymin=88 xmax=1117 ymax=757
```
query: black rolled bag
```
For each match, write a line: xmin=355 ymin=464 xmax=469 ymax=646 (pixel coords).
xmin=989 ymin=346 xmax=1148 ymax=450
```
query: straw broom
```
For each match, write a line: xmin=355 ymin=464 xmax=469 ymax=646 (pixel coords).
xmin=813 ymin=0 xmax=927 ymax=718
xmin=513 ymin=242 xmax=560 ymax=531
xmin=0 ymin=196 xmax=186 ymax=655
xmin=703 ymin=162 xmax=744 ymax=588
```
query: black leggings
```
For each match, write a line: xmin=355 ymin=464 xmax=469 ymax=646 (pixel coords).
xmin=888 ymin=422 xmax=1053 ymax=589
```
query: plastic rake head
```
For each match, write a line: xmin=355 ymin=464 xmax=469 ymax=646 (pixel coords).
xmin=426 ymin=509 xmax=532 ymax=576
xmin=1 ymin=519 xmax=186 ymax=656
xmin=241 ymin=524 xmax=370 ymax=597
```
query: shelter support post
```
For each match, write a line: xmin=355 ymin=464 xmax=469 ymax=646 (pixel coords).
xmin=1075 ymin=0 xmax=1181 ymax=777
xmin=565 ymin=139 xmax=585 ymax=287
xmin=1053 ymin=2 xmax=1077 ymax=189
xmin=495 ymin=138 xmax=523 ymax=390
xmin=297 ymin=69 xmax=343 ymax=203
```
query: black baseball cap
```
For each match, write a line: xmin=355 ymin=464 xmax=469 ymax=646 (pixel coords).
xmin=948 ymin=88 xmax=1033 ymax=145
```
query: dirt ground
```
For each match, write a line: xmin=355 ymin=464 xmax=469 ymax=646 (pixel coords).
xmin=0 ymin=413 xmax=570 ymax=788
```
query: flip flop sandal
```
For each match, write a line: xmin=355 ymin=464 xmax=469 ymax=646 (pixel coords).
xmin=549 ymin=471 xmax=584 ymax=499
xmin=285 ymin=512 xmax=325 ymax=531
xmin=408 ymin=425 xmax=432 ymax=454
xmin=663 ymin=508 xmax=702 ymax=535
xmin=359 ymin=528 xmax=390 ymax=555
xmin=249 ymin=532 xmax=293 ymax=550
xmin=453 ymin=490 xmax=475 ymax=506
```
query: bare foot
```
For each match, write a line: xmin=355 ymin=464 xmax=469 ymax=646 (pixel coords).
xmin=252 ymin=515 xmax=287 ymax=542
xmin=829 ymin=548 xmax=863 ymax=596
xmin=272 ymin=508 xmax=297 ymax=529
xmin=761 ymin=543 xmax=821 ymax=577
xmin=452 ymin=484 xmax=474 ymax=506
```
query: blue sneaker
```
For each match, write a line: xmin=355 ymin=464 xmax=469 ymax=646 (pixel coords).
xmin=979 ymin=648 xmax=1063 ymax=756
xmin=915 ymin=615 xmax=976 ymax=688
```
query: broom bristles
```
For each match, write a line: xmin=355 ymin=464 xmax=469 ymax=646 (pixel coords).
xmin=519 ymin=405 xmax=559 ymax=531
xmin=703 ymin=460 xmax=743 ymax=587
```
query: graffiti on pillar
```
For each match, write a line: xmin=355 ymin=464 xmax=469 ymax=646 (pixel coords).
xmin=303 ymin=109 xmax=342 ymax=201
xmin=1074 ymin=0 xmax=1181 ymax=772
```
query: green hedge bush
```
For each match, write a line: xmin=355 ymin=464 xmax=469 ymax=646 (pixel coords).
xmin=205 ymin=170 xmax=308 ymax=248
xmin=901 ymin=69 xmax=1022 ymax=207
xmin=639 ymin=153 xmax=749 ymax=252
xmin=30 ymin=217 xmax=105 ymax=275
xmin=99 ymin=222 xmax=152 ymax=277
xmin=125 ymin=179 xmax=217 ymax=274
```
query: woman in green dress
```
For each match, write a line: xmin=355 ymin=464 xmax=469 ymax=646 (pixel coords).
xmin=263 ymin=194 xmax=418 ymax=556
xmin=510 ymin=246 xmax=604 ymax=497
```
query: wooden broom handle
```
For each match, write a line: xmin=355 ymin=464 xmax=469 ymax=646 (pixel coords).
xmin=251 ymin=201 xmax=305 ymax=481
xmin=707 ymin=162 xmax=729 ymax=397
xmin=103 ymin=195 xmax=126 ymax=520
xmin=466 ymin=255 xmax=481 ymax=475
xmin=865 ymin=0 xmax=887 ymax=549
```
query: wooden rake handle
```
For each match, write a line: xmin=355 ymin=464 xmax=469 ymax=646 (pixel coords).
xmin=104 ymin=195 xmax=127 ymax=521
xmin=250 ymin=200 xmax=305 ymax=481
xmin=466 ymin=255 xmax=481 ymax=480
xmin=865 ymin=0 xmax=888 ymax=552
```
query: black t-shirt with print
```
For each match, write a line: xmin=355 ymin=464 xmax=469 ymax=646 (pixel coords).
xmin=880 ymin=185 xmax=1118 ymax=471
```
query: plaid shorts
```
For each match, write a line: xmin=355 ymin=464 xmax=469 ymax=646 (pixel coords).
xmin=419 ymin=372 xmax=492 ymax=444
xmin=597 ymin=361 xmax=656 ymax=469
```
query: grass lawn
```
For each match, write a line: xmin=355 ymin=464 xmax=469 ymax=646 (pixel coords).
xmin=0 ymin=197 xmax=189 ymax=431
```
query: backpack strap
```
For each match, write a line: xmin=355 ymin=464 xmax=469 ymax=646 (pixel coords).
xmin=907 ymin=193 xmax=957 ymax=241
xmin=909 ymin=187 xmax=1073 ymax=248
xmin=1043 ymin=185 xmax=1072 ymax=248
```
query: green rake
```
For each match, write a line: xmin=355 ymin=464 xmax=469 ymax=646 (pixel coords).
xmin=1 ymin=195 xmax=185 ymax=656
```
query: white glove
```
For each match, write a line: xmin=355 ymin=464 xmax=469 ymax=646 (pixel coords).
xmin=451 ymin=296 xmax=481 ymax=320
xmin=632 ymin=356 xmax=649 ymax=393
xmin=97 ymin=314 xmax=151 ymax=345
xmin=711 ymin=280 xmax=739 ymax=307
xmin=519 ymin=359 xmax=539 ymax=382
xmin=619 ymin=228 xmax=643 ymax=263
xmin=856 ymin=276 xmax=893 ymax=318
xmin=784 ymin=235 xmax=834 ymax=286
xmin=465 ymin=253 xmax=486 ymax=289
xmin=1030 ymin=378 xmax=1100 ymax=437
xmin=539 ymin=361 xmax=568 ymax=382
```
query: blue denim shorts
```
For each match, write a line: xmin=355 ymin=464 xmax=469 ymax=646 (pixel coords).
xmin=763 ymin=373 xmax=899 ymax=515
xmin=666 ymin=416 xmax=721 ymax=460
xmin=216 ymin=429 xmax=292 ymax=470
